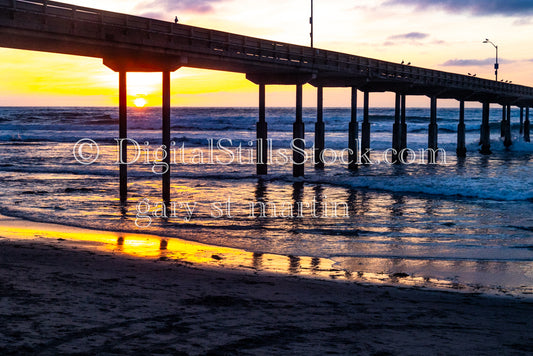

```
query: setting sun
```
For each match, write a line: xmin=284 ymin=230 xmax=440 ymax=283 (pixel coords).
xmin=134 ymin=97 xmax=147 ymax=107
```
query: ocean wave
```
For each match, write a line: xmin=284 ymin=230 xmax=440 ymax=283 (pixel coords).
xmin=319 ymin=174 xmax=533 ymax=201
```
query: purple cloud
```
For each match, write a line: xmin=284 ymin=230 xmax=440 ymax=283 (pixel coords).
xmin=134 ymin=0 xmax=223 ymax=16
xmin=441 ymin=58 xmax=515 ymax=66
xmin=384 ymin=0 xmax=533 ymax=16
xmin=388 ymin=32 xmax=429 ymax=40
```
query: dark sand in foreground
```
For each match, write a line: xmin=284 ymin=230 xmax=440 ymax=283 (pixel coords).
xmin=1 ymin=237 xmax=533 ymax=356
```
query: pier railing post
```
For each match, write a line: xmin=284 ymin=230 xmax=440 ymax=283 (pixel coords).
xmin=525 ymin=107 xmax=530 ymax=142
xmin=314 ymin=86 xmax=325 ymax=169
xmin=293 ymin=84 xmax=305 ymax=177
xmin=119 ymin=71 xmax=128 ymax=205
xmin=392 ymin=93 xmax=401 ymax=162
xmin=257 ymin=83 xmax=268 ymax=175
xmin=348 ymin=87 xmax=359 ymax=170
xmin=361 ymin=91 xmax=371 ymax=164
xmin=480 ymin=102 xmax=492 ymax=154
xmin=162 ymin=71 xmax=171 ymax=206
xmin=504 ymin=105 xmax=512 ymax=147
xmin=457 ymin=100 xmax=467 ymax=157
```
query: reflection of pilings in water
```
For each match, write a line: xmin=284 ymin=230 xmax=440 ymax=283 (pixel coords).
xmin=360 ymin=191 xmax=369 ymax=215
xmin=288 ymin=255 xmax=301 ymax=274
xmin=423 ymin=197 xmax=435 ymax=219
xmin=292 ymin=181 xmax=304 ymax=212
xmin=252 ymin=179 xmax=268 ymax=224
xmin=347 ymin=189 xmax=370 ymax=217
xmin=255 ymin=178 xmax=267 ymax=203
xmin=391 ymin=194 xmax=405 ymax=218
xmin=252 ymin=252 xmax=263 ymax=270
xmin=456 ymin=154 xmax=466 ymax=173
xmin=311 ymin=257 xmax=320 ymax=274
xmin=389 ymin=194 xmax=406 ymax=234
xmin=347 ymin=190 xmax=358 ymax=217
xmin=313 ymin=184 xmax=324 ymax=217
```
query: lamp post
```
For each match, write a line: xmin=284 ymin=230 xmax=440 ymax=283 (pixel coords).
xmin=310 ymin=0 xmax=314 ymax=47
xmin=483 ymin=38 xmax=498 ymax=81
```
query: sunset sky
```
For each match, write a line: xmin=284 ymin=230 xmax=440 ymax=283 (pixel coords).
xmin=2 ymin=0 xmax=533 ymax=107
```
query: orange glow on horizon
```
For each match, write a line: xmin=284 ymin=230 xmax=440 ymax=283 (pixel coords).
xmin=2 ymin=0 xmax=533 ymax=108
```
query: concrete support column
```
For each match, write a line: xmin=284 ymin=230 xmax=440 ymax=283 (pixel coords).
xmin=361 ymin=91 xmax=371 ymax=164
xmin=162 ymin=71 xmax=171 ymax=206
xmin=257 ymin=84 xmax=268 ymax=175
xmin=504 ymin=105 xmax=512 ymax=147
xmin=525 ymin=107 xmax=530 ymax=142
xmin=428 ymin=96 xmax=438 ymax=151
xmin=520 ymin=107 xmax=524 ymax=135
xmin=400 ymin=94 xmax=407 ymax=151
xmin=480 ymin=102 xmax=492 ymax=154
xmin=119 ymin=71 xmax=128 ymax=205
xmin=392 ymin=93 xmax=401 ymax=159
xmin=501 ymin=105 xmax=506 ymax=137
xmin=348 ymin=87 xmax=359 ymax=170
xmin=293 ymin=84 xmax=305 ymax=177
xmin=314 ymin=86 xmax=325 ymax=169
xmin=456 ymin=100 xmax=467 ymax=157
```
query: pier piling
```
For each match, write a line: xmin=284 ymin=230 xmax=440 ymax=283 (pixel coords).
xmin=504 ymin=105 xmax=512 ymax=147
xmin=392 ymin=93 xmax=401 ymax=161
xmin=428 ymin=96 xmax=438 ymax=151
xmin=400 ymin=95 xmax=407 ymax=152
xmin=348 ymin=87 xmax=359 ymax=170
xmin=480 ymin=102 xmax=492 ymax=154
xmin=501 ymin=106 xmax=506 ymax=138
xmin=119 ymin=71 xmax=127 ymax=205
xmin=520 ymin=107 xmax=524 ymax=135
xmin=293 ymin=84 xmax=305 ymax=177
xmin=314 ymin=86 xmax=325 ymax=169
xmin=162 ymin=71 xmax=171 ymax=206
xmin=257 ymin=84 xmax=268 ymax=175
xmin=361 ymin=91 xmax=371 ymax=164
xmin=457 ymin=100 xmax=467 ymax=157
xmin=525 ymin=107 xmax=531 ymax=142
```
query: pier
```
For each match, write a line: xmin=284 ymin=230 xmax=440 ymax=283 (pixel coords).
xmin=1 ymin=0 xmax=532 ymax=204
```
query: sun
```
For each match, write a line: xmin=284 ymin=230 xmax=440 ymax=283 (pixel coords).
xmin=134 ymin=97 xmax=147 ymax=108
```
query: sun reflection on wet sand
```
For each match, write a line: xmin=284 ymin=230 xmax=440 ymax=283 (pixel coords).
xmin=1 ymin=214 xmax=531 ymax=297
xmin=0 ymin=214 xmax=343 ymax=278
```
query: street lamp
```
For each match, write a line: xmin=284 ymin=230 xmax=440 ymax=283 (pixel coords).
xmin=310 ymin=0 xmax=314 ymax=47
xmin=483 ymin=38 xmax=499 ymax=81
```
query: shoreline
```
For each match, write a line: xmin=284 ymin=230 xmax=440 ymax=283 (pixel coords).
xmin=1 ymin=214 xmax=532 ymax=299
xmin=1 ymin=221 xmax=533 ymax=354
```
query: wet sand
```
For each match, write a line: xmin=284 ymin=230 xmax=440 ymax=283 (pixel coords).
xmin=1 ymin=220 xmax=533 ymax=355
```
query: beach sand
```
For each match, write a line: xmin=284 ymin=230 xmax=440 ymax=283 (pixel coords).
xmin=1 ymin=220 xmax=533 ymax=355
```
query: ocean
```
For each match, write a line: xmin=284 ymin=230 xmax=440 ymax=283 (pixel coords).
xmin=1 ymin=106 xmax=532 ymax=296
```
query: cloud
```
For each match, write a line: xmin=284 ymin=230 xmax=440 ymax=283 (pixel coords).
xmin=513 ymin=18 xmax=532 ymax=25
xmin=134 ymin=0 xmax=224 ymax=16
xmin=384 ymin=0 xmax=533 ymax=17
xmin=441 ymin=58 xmax=515 ymax=66
xmin=388 ymin=32 xmax=429 ymax=40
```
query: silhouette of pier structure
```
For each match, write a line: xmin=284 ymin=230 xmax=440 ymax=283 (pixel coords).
xmin=1 ymin=0 xmax=532 ymax=205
